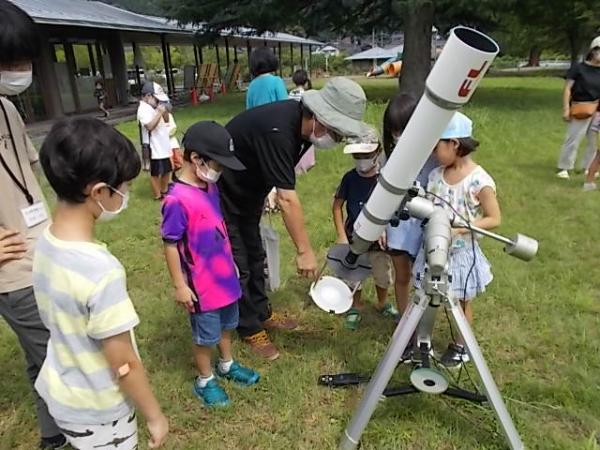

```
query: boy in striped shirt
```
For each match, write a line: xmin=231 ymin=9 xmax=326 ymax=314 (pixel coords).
xmin=33 ymin=118 xmax=168 ymax=449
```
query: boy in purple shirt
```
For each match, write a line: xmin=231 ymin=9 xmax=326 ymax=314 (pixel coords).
xmin=161 ymin=121 xmax=259 ymax=407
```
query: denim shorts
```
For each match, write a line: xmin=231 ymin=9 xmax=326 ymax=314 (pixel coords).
xmin=190 ymin=301 xmax=239 ymax=346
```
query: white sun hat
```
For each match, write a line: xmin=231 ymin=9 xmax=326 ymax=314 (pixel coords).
xmin=343 ymin=126 xmax=380 ymax=154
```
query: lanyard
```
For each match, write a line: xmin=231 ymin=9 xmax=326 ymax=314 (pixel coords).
xmin=0 ymin=98 xmax=34 ymax=205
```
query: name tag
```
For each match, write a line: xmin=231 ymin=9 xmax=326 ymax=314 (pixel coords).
xmin=21 ymin=202 xmax=48 ymax=228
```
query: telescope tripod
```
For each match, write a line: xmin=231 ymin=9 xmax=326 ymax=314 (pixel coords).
xmin=322 ymin=206 xmax=527 ymax=450
xmin=331 ymin=285 xmax=522 ymax=450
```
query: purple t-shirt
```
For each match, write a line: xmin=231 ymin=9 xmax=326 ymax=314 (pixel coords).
xmin=161 ymin=181 xmax=241 ymax=312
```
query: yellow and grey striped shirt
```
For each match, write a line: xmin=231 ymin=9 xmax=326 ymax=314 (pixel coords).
xmin=33 ymin=227 xmax=139 ymax=425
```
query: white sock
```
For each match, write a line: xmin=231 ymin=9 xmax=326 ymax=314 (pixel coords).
xmin=218 ymin=359 xmax=234 ymax=374
xmin=197 ymin=373 xmax=214 ymax=388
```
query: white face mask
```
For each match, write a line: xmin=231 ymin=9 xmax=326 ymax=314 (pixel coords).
xmin=309 ymin=120 xmax=337 ymax=149
xmin=0 ymin=70 xmax=33 ymax=96
xmin=96 ymin=187 xmax=129 ymax=222
xmin=355 ymin=156 xmax=378 ymax=174
xmin=196 ymin=160 xmax=222 ymax=184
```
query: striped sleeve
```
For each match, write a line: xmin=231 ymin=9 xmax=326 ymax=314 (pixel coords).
xmin=86 ymin=265 xmax=139 ymax=340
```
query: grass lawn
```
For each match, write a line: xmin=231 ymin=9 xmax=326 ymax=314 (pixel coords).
xmin=2 ymin=76 xmax=600 ymax=450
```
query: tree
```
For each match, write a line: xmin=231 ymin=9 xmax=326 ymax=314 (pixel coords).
xmin=161 ymin=0 xmax=509 ymax=96
xmin=492 ymin=13 xmax=552 ymax=67
xmin=512 ymin=0 xmax=600 ymax=67
xmin=109 ymin=0 xmax=600 ymax=92
xmin=395 ymin=0 xmax=434 ymax=96
xmin=392 ymin=0 xmax=506 ymax=94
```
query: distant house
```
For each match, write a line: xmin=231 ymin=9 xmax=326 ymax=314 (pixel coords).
xmin=345 ymin=45 xmax=403 ymax=72
xmin=313 ymin=45 xmax=340 ymax=57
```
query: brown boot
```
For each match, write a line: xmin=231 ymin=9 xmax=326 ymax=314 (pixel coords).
xmin=263 ymin=312 xmax=298 ymax=331
xmin=243 ymin=330 xmax=280 ymax=360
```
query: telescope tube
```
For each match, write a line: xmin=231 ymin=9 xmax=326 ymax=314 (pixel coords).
xmin=351 ymin=26 xmax=499 ymax=255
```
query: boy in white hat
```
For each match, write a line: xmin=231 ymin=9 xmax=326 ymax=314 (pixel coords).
xmin=332 ymin=128 xmax=396 ymax=330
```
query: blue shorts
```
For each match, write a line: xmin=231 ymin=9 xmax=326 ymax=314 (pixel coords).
xmin=190 ymin=301 xmax=239 ymax=346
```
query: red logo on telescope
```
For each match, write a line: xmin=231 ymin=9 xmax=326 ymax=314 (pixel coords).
xmin=458 ymin=61 xmax=489 ymax=97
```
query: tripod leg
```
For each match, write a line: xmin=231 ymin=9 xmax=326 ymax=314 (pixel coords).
xmin=448 ymin=300 xmax=524 ymax=450
xmin=339 ymin=291 xmax=429 ymax=450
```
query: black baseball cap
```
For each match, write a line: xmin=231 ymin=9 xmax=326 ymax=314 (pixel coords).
xmin=182 ymin=121 xmax=245 ymax=170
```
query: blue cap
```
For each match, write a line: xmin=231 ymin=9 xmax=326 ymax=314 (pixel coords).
xmin=440 ymin=112 xmax=472 ymax=139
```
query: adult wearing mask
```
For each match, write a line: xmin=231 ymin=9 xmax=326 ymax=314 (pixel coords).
xmin=220 ymin=77 xmax=370 ymax=360
xmin=556 ymin=36 xmax=600 ymax=179
xmin=0 ymin=1 xmax=66 ymax=448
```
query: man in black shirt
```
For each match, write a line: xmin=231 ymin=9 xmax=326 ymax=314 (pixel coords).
xmin=220 ymin=77 xmax=370 ymax=360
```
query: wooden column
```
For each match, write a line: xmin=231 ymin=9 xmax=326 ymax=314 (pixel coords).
xmin=215 ymin=44 xmax=222 ymax=83
xmin=95 ymin=42 xmax=105 ymax=77
xmin=225 ymin=38 xmax=230 ymax=68
xmin=246 ymin=40 xmax=252 ymax=78
xmin=278 ymin=42 xmax=282 ymax=77
xmin=193 ymin=44 xmax=199 ymax=67
xmin=160 ymin=34 xmax=174 ymax=95
xmin=63 ymin=42 xmax=81 ymax=112
xmin=87 ymin=43 xmax=97 ymax=77
xmin=166 ymin=42 xmax=175 ymax=93
xmin=132 ymin=41 xmax=142 ymax=87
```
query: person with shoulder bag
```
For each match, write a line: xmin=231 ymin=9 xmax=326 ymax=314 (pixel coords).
xmin=556 ymin=36 xmax=600 ymax=179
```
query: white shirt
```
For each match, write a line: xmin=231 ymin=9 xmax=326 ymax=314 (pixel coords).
xmin=137 ymin=101 xmax=172 ymax=160
xmin=165 ymin=113 xmax=180 ymax=149
xmin=427 ymin=165 xmax=496 ymax=248
xmin=288 ymin=86 xmax=305 ymax=101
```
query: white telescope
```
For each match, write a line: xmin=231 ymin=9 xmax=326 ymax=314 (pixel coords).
xmin=350 ymin=26 xmax=500 ymax=256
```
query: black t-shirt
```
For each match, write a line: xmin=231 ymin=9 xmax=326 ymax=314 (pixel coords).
xmin=219 ymin=100 xmax=310 ymax=215
xmin=335 ymin=169 xmax=378 ymax=239
xmin=567 ymin=62 xmax=600 ymax=102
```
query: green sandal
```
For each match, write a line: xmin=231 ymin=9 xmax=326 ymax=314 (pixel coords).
xmin=344 ymin=308 xmax=362 ymax=331
xmin=378 ymin=303 xmax=400 ymax=321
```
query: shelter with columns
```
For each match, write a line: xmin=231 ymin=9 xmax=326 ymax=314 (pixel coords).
xmin=8 ymin=0 xmax=322 ymax=123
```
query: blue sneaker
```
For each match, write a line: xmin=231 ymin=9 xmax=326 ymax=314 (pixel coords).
xmin=193 ymin=378 xmax=230 ymax=407
xmin=216 ymin=361 xmax=260 ymax=386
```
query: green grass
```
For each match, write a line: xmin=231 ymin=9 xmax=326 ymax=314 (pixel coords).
xmin=2 ymin=76 xmax=600 ymax=450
